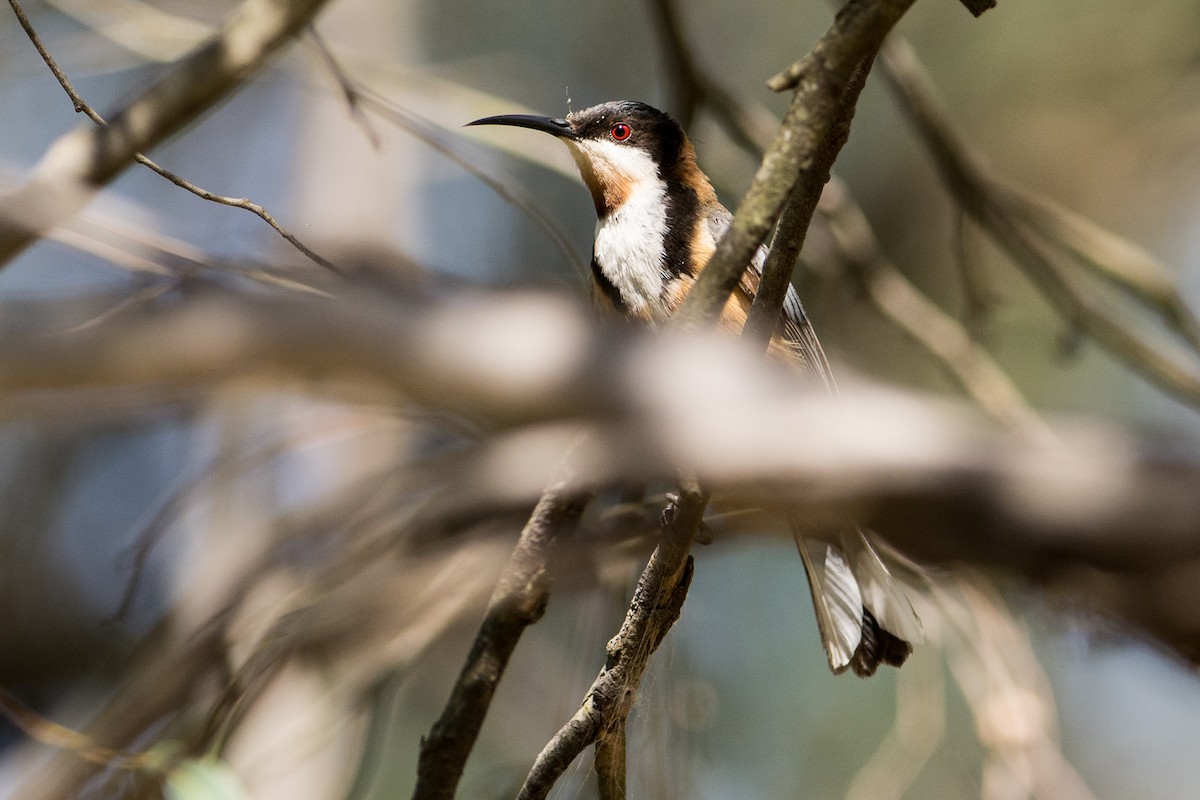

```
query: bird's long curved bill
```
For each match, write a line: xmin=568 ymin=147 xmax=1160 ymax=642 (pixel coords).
xmin=465 ymin=113 xmax=578 ymax=140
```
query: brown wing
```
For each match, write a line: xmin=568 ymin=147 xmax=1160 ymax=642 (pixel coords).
xmin=702 ymin=207 xmax=836 ymax=392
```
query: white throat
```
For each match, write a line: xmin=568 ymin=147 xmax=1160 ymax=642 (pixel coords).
xmin=593 ymin=182 xmax=669 ymax=321
xmin=570 ymin=140 xmax=670 ymax=322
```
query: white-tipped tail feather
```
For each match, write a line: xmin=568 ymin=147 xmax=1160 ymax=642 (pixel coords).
xmin=791 ymin=519 xmax=923 ymax=676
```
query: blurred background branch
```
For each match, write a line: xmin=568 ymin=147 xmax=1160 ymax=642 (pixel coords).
xmin=0 ymin=0 xmax=333 ymax=265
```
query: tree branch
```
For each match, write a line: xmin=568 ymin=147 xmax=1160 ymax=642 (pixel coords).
xmin=641 ymin=0 xmax=1035 ymax=431
xmin=0 ymin=0 xmax=333 ymax=267
xmin=594 ymin=721 xmax=628 ymax=800
xmin=674 ymin=0 xmax=918 ymax=331
xmin=880 ymin=36 xmax=1200 ymax=410
xmin=743 ymin=51 xmax=876 ymax=351
xmin=412 ymin=473 xmax=590 ymax=800
xmin=6 ymin=0 xmax=338 ymax=272
xmin=516 ymin=483 xmax=706 ymax=800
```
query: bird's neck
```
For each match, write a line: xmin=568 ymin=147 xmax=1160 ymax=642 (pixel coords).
xmin=577 ymin=143 xmax=720 ymax=324
xmin=592 ymin=179 xmax=671 ymax=322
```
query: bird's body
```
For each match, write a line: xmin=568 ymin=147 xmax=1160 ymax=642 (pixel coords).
xmin=468 ymin=100 xmax=921 ymax=676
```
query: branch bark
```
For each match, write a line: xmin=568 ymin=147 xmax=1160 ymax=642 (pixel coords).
xmin=412 ymin=475 xmax=590 ymax=800
xmin=743 ymin=51 xmax=876 ymax=351
xmin=674 ymin=0 xmax=918 ymax=331
xmin=516 ymin=483 xmax=706 ymax=800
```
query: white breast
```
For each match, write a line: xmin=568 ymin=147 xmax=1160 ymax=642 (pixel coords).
xmin=593 ymin=179 xmax=669 ymax=322
xmin=567 ymin=138 xmax=671 ymax=323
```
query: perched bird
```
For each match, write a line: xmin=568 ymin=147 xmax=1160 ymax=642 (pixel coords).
xmin=467 ymin=100 xmax=922 ymax=676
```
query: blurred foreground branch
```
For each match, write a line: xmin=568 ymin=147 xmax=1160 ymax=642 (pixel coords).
xmin=3 ymin=285 xmax=1200 ymax=664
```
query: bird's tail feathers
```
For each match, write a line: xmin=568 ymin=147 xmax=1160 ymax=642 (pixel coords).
xmin=793 ymin=528 xmax=863 ymax=674
xmin=790 ymin=519 xmax=922 ymax=677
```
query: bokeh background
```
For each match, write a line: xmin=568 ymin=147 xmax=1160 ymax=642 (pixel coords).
xmin=1 ymin=0 xmax=1199 ymax=798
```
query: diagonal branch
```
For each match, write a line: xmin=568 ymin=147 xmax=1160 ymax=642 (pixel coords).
xmin=0 ymin=0 xmax=334 ymax=268
xmin=412 ymin=469 xmax=590 ymax=800
xmin=743 ymin=51 xmax=876 ymax=351
xmin=880 ymin=35 xmax=1200 ymax=410
xmin=641 ymin=0 xmax=1035 ymax=429
xmin=516 ymin=482 xmax=707 ymax=800
xmin=817 ymin=177 xmax=1050 ymax=436
xmin=674 ymin=0 xmax=917 ymax=331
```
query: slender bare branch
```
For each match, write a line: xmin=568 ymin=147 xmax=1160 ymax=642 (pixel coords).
xmin=412 ymin=470 xmax=590 ymax=800
xmin=0 ymin=0 xmax=334 ymax=268
xmin=305 ymin=26 xmax=384 ymax=149
xmin=8 ymin=0 xmax=338 ymax=272
xmin=880 ymin=36 xmax=1200 ymax=409
xmin=516 ymin=483 xmax=706 ymax=800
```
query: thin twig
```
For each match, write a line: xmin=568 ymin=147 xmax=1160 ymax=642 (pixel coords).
xmin=305 ymin=26 xmax=383 ymax=149
xmin=6 ymin=0 xmax=339 ymax=273
xmin=516 ymin=482 xmax=706 ymax=800
xmin=351 ymin=85 xmax=589 ymax=279
xmin=139 ymin=160 xmax=341 ymax=272
xmin=881 ymin=35 xmax=1200 ymax=410
xmin=0 ymin=0 xmax=334 ymax=268
xmin=8 ymin=0 xmax=338 ymax=274
xmin=412 ymin=469 xmax=591 ymax=800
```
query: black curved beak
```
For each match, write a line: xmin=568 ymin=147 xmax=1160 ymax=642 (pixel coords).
xmin=465 ymin=113 xmax=579 ymax=141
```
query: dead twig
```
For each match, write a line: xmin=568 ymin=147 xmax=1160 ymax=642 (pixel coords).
xmin=0 ymin=0 xmax=335 ymax=267
xmin=412 ymin=468 xmax=590 ymax=800
xmin=516 ymin=483 xmax=706 ymax=800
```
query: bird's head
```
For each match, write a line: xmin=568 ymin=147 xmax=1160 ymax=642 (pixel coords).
xmin=467 ymin=100 xmax=710 ymax=218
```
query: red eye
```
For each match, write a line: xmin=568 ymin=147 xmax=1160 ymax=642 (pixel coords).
xmin=610 ymin=123 xmax=632 ymax=141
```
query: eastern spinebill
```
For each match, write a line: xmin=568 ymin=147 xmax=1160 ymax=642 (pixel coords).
xmin=467 ymin=100 xmax=922 ymax=676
